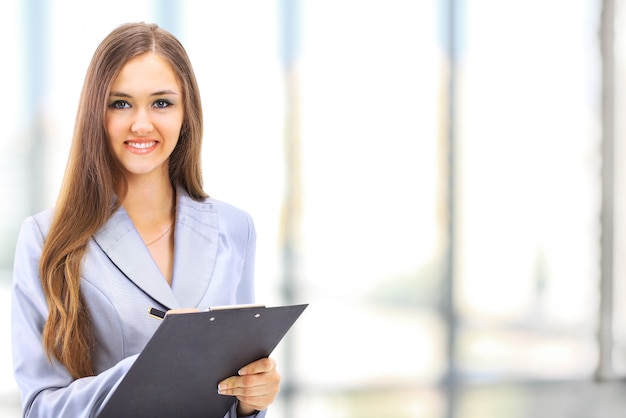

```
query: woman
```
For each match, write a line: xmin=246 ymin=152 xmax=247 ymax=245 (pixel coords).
xmin=11 ymin=22 xmax=279 ymax=417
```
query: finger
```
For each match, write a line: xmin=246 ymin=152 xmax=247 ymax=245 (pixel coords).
xmin=218 ymin=368 xmax=281 ymax=396
xmin=218 ymin=373 xmax=270 ymax=394
xmin=217 ymin=375 xmax=240 ymax=393
xmin=219 ymin=381 xmax=274 ymax=398
xmin=221 ymin=374 xmax=281 ymax=412
xmin=236 ymin=375 xmax=281 ymax=411
xmin=238 ymin=357 xmax=276 ymax=376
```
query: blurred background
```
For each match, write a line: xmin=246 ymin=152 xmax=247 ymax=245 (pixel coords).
xmin=2 ymin=0 xmax=626 ymax=417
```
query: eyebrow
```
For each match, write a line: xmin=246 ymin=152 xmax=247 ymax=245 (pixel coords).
xmin=109 ymin=89 xmax=179 ymax=98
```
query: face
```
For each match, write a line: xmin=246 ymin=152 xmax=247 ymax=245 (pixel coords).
xmin=105 ymin=53 xmax=184 ymax=181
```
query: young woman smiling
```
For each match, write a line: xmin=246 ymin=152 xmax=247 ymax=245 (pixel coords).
xmin=11 ymin=22 xmax=278 ymax=418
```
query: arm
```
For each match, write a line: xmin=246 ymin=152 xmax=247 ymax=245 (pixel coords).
xmin=11 ymin=216 xmax=136 ymax=418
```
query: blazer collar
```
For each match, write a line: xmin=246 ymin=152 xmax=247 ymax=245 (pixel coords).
xmin=93 ymin=187 xmax=219 ymax=310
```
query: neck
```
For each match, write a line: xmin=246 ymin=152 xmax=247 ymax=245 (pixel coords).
xmin=121 ymin=175 xmax=176 ymax=227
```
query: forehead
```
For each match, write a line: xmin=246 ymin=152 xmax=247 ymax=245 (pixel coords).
xmin=111 ymin=53 xmax=181 ymax=92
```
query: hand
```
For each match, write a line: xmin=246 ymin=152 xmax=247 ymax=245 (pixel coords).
xmin=218 ymin=357 xmax=281 ymax=415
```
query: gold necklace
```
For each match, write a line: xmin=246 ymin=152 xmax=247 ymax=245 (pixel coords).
xmin=146 ymin=221 xmax=175 ymax=246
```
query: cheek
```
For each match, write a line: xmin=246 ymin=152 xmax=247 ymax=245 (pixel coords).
xmin=104 ymin=116 xmax=115 ymax=138
xmin=105 ymin=117 xmax=125 ymax=142
xmin=168 ymin=114 xmax=185 ymax=140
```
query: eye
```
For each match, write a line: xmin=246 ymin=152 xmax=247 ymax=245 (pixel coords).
xmin=109 ymin=100 xmax=131 ymax=109
xmin=153 ymin=99 xmax=173 ymax=109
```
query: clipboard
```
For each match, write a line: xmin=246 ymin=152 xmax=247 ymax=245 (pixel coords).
xmin=98 ymin=303 xmax=308 ymax=418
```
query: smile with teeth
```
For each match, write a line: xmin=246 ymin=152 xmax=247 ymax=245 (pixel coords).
xmin=126 ymin=141 xmax=157 ymax=149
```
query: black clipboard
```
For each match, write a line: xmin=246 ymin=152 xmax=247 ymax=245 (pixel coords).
xmin=98 ymin=304 xmax=308 ymax=418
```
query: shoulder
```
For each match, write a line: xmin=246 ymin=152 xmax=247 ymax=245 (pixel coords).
xmin=208 ymin=198 xmax=253 ymax=223
xmin=176 ymin=190 xmax=255 ymax=236
xmin=178 ymin=189 xmax=253 ymax=223
xmin=17 ymin=208 xmax=55 ymax=244
xmin=12 ymin=209 xmax=54 ymax=282
xmin=205 ymin=197 xmax=256 ymax=238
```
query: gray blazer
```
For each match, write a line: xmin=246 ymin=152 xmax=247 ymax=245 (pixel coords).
xmin=11 ymin=188 xmax=265 ymax=418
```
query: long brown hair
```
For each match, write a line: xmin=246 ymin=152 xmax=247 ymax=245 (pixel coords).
xmin=40 ymin=22 xmax=207 ymax=378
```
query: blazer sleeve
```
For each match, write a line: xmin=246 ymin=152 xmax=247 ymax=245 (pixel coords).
xmin=11 ymin=216 xmax=136 ymax=418
xmin=235 ymin=210 xmax=257 ymax=304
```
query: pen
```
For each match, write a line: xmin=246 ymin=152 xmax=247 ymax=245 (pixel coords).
xmin=148 ymin=307 xmax=166 ymax=320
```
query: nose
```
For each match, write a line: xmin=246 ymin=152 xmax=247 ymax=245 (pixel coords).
xmin=131 ymin=110 xmax=153 ymax=135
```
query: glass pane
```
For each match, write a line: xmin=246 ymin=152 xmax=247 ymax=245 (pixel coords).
xmin=456 ymin=0 xmax=600 ymax=382
xmin=293 ymin=0 xmax=445 ymax=415
xmin=611 ymin=0 xmax=626 ymax=375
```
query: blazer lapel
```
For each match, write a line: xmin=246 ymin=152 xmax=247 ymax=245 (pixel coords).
xmin=93 ymin=206 xmax=180 ymax=310
xmin=170 ymin=189 xmax=219 ymax=308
